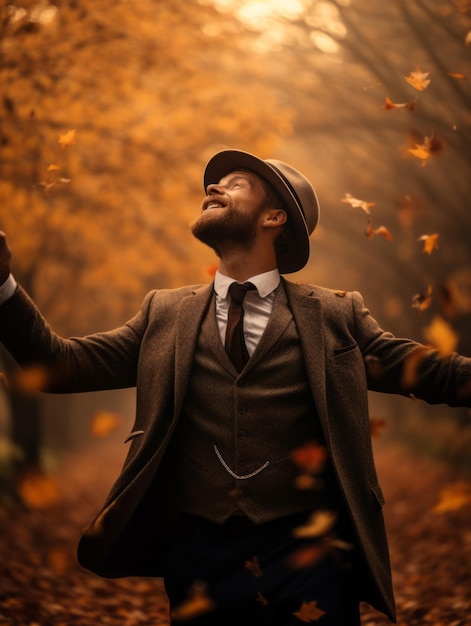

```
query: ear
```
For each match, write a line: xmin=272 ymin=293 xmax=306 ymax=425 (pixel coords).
xmin=261 ymin=209 xmax=287 ymax=229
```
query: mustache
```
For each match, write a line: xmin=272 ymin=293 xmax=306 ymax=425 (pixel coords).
xmin=202 ymin=195 xmax=228 ymax=211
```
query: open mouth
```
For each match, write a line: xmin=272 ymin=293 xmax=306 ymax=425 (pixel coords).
xmin=204 ymin=198 xmax=226 ymax=210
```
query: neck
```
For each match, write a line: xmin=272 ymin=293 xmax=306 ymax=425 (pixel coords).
xmin=218 ymin=245 xmax=277 ymax=282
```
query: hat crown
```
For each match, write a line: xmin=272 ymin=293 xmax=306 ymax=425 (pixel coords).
xmin=265 ymin=159 xmax=319 ymax=234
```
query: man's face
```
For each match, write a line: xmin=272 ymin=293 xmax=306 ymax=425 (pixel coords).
xmin=191 ymin=170 xmax=271 ymax=255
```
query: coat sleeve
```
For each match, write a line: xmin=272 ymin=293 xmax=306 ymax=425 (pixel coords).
xmin=0 ymin=285 xmax=157 ymax=393
xmin=350 ymin=291 xmax=471 ymax=407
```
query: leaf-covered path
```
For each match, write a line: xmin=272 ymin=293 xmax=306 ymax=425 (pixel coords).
xmin=1 ymin=436 xmax=470 ymax=626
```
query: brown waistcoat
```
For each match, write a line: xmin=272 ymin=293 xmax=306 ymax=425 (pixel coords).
xmin=174 ymin=284 xmax=334 ymax=523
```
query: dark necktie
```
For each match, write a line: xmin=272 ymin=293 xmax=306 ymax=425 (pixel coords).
xmin=225 ymin=282 xmax=256 ymax=372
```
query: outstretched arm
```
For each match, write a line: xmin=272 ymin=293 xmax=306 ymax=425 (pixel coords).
xmin=0 ymin=231 xmax=150 ymax=393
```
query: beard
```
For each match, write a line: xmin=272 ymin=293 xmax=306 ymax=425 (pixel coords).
xmin=190 ymin=203 xmax=261 ymax=256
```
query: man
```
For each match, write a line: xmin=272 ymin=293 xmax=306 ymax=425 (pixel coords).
xmin=0 ymin=149 xmax=470 ymax=625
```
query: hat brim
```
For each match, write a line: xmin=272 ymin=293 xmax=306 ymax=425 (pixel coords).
xmin=204 ymin=149 xmax=311 ymax=273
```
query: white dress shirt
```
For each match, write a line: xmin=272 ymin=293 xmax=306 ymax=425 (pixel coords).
xmin=214 ymin=269 xmax=280 ymax=357
xmin=0 ymin=274 xmax=17 ymax=304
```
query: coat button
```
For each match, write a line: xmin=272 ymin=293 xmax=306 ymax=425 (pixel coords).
xmin=238 ymin=430 xmax=246 ymax=439
xmin=238 ymin=457 xmax=247 ymax=466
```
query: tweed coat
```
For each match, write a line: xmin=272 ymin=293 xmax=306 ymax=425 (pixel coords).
xmin=1 ymin=278 xmax=471 ymax=623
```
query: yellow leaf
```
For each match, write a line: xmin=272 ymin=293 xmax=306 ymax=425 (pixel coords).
xmin=418 ymin=233 xmax=439 ymax=254
xmin=423 ymin=315 xmax=458 ymax=356
xmin=341 ymin=193 xmax=375 ymax=215
xmin=292 ymin=510 xmax=337 ymax=539
xmin=405 ymin=67 xmax=431 ymax=91
xmin=58 ymin=129 xmax=76 ymax=148
xmin=433 ymin=482 xmax=471 ymax=513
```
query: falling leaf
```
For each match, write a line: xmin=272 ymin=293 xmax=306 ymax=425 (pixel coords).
xmin=295 ymin=474 xmax=321 ymax=490
xmin=365 ymin=223 xmax=393 ymax=240
xmin=341 ymin=193 xmax=375 ymax=215
xmin=423 ymin=315 xmax=459 ymax=356
xmin=288 ymin=544 xmax=328 ymax=570
xmin=256 ymin=591 xmax=269 ymax=606
xmin=418 ymin=233 xmax=439 ymax=254
xmin=292 ymin=510 xmax=337 ymax=539
xmin=206 ymin=263 xmax=219 ymax=277
xmin=291 ymin=442 xmax=327 ymax=475
xmin=448 ymin=72 xmax=466 ymax=79
xmin=466 ymin=31 xmax=471 ymax=46
xmin=244 ymin=555 xmax=263 ymax=577
xmin=16 ymin=471 xmax=61 ymax=509
xmin=293 ymin=600 xmax=326 ymax=622
xmin=401 ymin=346 xmax=430 ymax=390
xmin=405 ymin=67 xmax=431 ymax=91
xmin=47 ymin=164 xmax=60 ymax=172
xmin=364 ymin=355 xmax=385 ymax=380
xmin=396 ymin=194 xmax=422 ymax=227
xmin=170 ymin=581 xmax=216 ymax=622
xmin=11 ymin=365 xmax=49 ymax=394
xmin=58 ymin=129 xmax=76 ymax=148
xmin=90 ymin=411 xmax=122 ymax=438
xmin=412 ymin=285 xmax=433 ymax=312
xmin=370 ymin=417 xmax=387 ymax=439
xmin=433 ymin=482 xmax=471 ymax=513
xmin=408 ymin=134 xmax=444 ymax=166
xmin=383 ymin=96 xmax=417 ymax=110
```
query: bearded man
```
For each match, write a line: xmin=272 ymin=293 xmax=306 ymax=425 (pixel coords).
xmin=1 ymin=149 xmax=470 ymax=625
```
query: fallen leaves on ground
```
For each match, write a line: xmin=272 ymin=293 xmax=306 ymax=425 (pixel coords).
xmin=0 ymin=438 xmax=470 ymax=624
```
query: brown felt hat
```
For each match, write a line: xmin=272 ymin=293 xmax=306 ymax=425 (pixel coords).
xmin=204 ymin=149 xmax=320 ymax=273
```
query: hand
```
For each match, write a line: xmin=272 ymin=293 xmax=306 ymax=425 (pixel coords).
xmin=0 ymin=231 xmax=12 ymax=285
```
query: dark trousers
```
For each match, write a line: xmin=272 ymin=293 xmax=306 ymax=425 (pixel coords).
xmin=163 ymin=512 xmax=361 ymax=626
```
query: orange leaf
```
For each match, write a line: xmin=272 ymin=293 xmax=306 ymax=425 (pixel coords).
xmin=370 ymin=417 xmax=387 ymax=439
xmin=448 ymin=72 xmax=466 ymax=79
xmin=401 ymin=346 xmax=431 ymax=391
xmin=170 ymin=581 xmax=216 ymax=622
xmin=405 ymin=67 xmax=431 ymax=91
xmin=365 ymin=223 xmax=392 ymax=240
xmin=90 ymin=410 xmax=122 ymax=438
xmin=418 ymin=233 xmax=439 ymax=254
xmin=288 ymin=544 xmax=328 ymax=570
xmin=16 ymin=471 xmax=61 ymax=509
xmin=341 ymin=193 xmax=375 ymax=215
xmin=433 ymin=481 xmax=471 ymax=513
xmin=293 ymin=600 xmax=326 ymax=622
xmin=291 ymin=441 xmax=327 ymax=475
xmin=58 ymin=129 xmax=76 ymax=148
xmin=244 ymin=555 xmax=263 ymax=577
xmin=383 ymin=96 xmax=417 ymax=111
xmin=412 ymin=284 xmax=433 ymax=312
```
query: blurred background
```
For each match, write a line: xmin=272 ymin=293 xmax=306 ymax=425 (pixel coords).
xmin=0 ymin=0 xmax=470 ymax=507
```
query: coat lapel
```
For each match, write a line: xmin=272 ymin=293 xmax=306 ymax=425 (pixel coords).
xmin=283 ymin=279 xmax=331 ymax=444
xmin=174 ymin=283 xmax=214 ymax=418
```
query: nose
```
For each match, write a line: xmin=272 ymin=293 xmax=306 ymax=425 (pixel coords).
xmin=206 ymin=182 xmax=225 ymax=196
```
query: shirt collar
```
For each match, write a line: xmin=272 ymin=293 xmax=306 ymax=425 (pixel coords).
xmin=214 ymin=269 xmax=280 ymax=299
